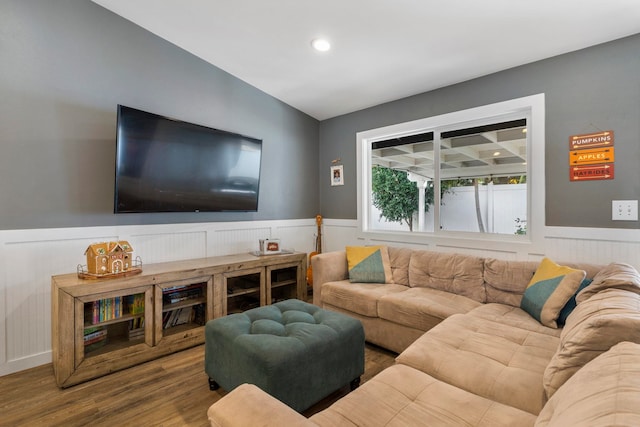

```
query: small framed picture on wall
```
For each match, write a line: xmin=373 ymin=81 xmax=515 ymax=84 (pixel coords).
xmin=331 ymin=165 xmax=344 ymax=186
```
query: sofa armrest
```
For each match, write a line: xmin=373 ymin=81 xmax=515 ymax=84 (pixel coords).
xmin=311 ymin=251 xmax=348 ymax=306
xmin=207 ymin=384 xmax=316 ymax=427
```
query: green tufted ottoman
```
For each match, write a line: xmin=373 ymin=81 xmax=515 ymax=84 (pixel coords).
xmin=204 ymin=299 xmax=364 ymax=412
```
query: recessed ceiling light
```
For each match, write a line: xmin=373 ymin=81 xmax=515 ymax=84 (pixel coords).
xmin=311 ymin=38 xmax=331 ymax=52
xmin=493 ymin=151 xmax=501 ymax=157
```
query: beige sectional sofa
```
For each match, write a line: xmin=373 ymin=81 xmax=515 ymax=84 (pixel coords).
xmin=312 ymin=248 xmax=600 ymax=353
xmin=207 ymin=248 xmax=640 ymax=426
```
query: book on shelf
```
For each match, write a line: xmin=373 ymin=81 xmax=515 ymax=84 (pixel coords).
xmin=162 ymin=282 xmax=205 ymax=293
xmin=86 ymin=293 xmax=144 ymax=325
xmin=163 ymin=289 xmax=203 ymax=304
xmin=193 ymin=303 xmax=206 ymax=325
xmin=129 ymin=316 xmax=144 ymax=330
xmin=85 ymin=297 xmax=122 ymax=325
xmin=162 ymin=304 xmax=206 ymax=329
xmin=128 ymin=316 xmax=145 ymax=341
xmin=175 ymin=307 xmax=193 ymax=326
xmin=127 ymin=293 xmax=145 ymax=315
xmin=85 ymin=340 xmax=107 ymax=353
xmin=84 ymin=326 xmax=107 ymax=351
xmin=163 ymin=308 xmax=185 ymax=329
xmin=162 ymin=283 xmax=204 ymax=304
xmin=128 ymin=330 xmax=144 ymax=341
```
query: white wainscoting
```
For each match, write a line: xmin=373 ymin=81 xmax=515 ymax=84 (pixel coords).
xmin=324 ymin=219 xmax=640 ymax=269
xmin=2 ymin=218 xmax=640 ymax=377
xmin=0 ymin=219 xmax=317 ymax=376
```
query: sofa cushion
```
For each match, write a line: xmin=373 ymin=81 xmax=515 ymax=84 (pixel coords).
xmin=409 ymin=250 xmax=486 ymax=303
xmin=346 ymin=245 xmax=393 ymax=283
xmin=388 ymin=246 xmax=412 ymax=286
xmin=483 ymin=259 xmax=601 ymax=308
xmin=208 ymin=383 xmax=316 ymax=427
xmin=320 ymin=280 xmax=407 ymax=317
xmin=312 ymin=251 xmax=349 ymax=306
xmin=378 ymin=287 xmax=482 ymax=331
xmin=576 ymin=262 xmax=640 ymax=304
xmin=483 ymin=258 xmax=538 ymax=307
xmin=536 ymin=341 xmax=640 ymax=427
xmin=467 ymin=304 xmax=561 ymax=337
xmin=397 ymin=313 xmax=559 ymax=414
xmin=520 ymin=257 xmax=586 ymax=328
xmin=310 ymin=364 xmax=536 ymax=427
xmin=543 ymin=288 xmax=640 ymax=399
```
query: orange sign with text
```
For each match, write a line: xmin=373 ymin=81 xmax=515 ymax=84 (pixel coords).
xmin=570 ymin=164 xmax=614 ymax=181
xmin=569 ymin=130 xmax=614 ymax=150
xmin=569 ymin=147 xmax=614 ymax=165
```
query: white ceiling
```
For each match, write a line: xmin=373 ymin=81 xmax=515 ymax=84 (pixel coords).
xmin=91 ymin=0 xmax=640 ymax=121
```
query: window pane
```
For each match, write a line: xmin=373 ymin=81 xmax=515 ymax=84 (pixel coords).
xmin=439 ymin=119 xmax=527 ymax=235
xmin=370 ymin=132 xmax=435 ymax=232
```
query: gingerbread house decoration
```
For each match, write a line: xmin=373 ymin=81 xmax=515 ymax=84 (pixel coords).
xmin=84 ymin=241 xmax=134 ymax=275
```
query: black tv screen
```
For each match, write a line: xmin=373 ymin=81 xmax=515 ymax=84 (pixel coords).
xmin=114 ymin=105 xmax=262 ymax=213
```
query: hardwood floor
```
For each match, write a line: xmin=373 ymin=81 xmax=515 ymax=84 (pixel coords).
xmin=0 ymin=343 xmax=396 ymax=426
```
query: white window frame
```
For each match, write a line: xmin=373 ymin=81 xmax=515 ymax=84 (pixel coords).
xmin=356 ymin=94 xmax=545 ymax=253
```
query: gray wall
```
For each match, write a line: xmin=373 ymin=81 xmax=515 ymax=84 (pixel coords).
xmin=3 ymin=1 xmax=638 ymax=231
xmin=0 ymin=0 xmax=319 ymax=230
xmin=319 ymin=34 xmax=640 ymax=229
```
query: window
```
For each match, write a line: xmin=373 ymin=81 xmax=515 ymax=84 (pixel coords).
xmin=357 ymin=94 xmax=544 ymax=249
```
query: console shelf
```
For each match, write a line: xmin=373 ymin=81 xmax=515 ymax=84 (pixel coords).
xmin=52 ymin=251 xmax=306 ymax=387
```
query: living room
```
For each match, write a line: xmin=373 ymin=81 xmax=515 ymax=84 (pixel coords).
xmin=2 ymin=0 xmax=640 ymax=424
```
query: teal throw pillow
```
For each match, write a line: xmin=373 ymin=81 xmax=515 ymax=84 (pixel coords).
xmin=557 ymin=278 xmax=593 ymax=326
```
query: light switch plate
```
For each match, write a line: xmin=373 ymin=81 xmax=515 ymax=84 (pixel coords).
xmin=612 ymin=200 xmax=638 ymax=221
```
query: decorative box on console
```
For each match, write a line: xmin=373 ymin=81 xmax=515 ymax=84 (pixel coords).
xmin=259 ymin=239 xmax=281 ymax=255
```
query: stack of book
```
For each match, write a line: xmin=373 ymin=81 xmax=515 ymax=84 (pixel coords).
xmin=84 ymin=326 xmax=107 ymax=352
xmin=162 ymin=283 xmax=204 ymax=304
xmin=161 ymin=283 xmax=205 ymax=330
xmin=128 ymin=316 xmax=145 ymax=341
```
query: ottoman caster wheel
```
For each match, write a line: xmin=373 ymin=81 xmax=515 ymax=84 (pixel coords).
xmin=209 ymin=378 xmax=220 ymax=391
xmin=350 ymin=377 xmax=361 ymax=391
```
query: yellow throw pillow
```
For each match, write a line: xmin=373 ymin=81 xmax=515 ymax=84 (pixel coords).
xmin=346 ymin=245 xmax=393 ymax=283
xmin=520 ymin=257 xmax=586 ymax=328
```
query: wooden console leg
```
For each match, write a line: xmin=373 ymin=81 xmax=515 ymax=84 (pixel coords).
xmin=209 ymin=378 xmax=220 ymax=391
xmin=349 ymin=377 xmax=361 ymax=391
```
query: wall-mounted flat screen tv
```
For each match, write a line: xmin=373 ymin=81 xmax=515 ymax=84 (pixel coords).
xmin=114 ymin=105 xmax=262 ymax=213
